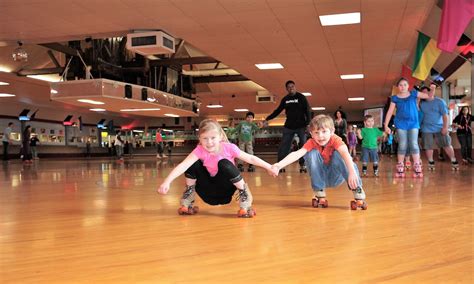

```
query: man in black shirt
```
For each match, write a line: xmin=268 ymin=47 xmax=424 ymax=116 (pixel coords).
xmin=265 ymin=80 xmax=311 ymax=172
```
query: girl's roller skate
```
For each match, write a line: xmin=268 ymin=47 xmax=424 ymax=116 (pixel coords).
xmin=237 ymin=164 xmax=244 ymax=172
xmin=427 ymin=161 xmax=435 ymax=171
xmin=299 ymin=165 xmax=307 ymax=173
xmin=404 ymin=160 xmax=411 ymax=171
xmin=247 ymin=164 xmax=255 ymax=172
xmin=178 ymin=185 xmax=199 ymax=215
xmin=350 ymin=187 xmax=367 ymax=210
xmin=311 ymin=190 xmax=328 ymax=208
xmin=413 ymin=162 xmax=423 ymax=178
xmin=395 ymin=162 xmax=405 ymax=178
xmin=236 ymin=184 xmax=255 ymax=218
xmin=451 ymin=160 xmax=459 ymax=171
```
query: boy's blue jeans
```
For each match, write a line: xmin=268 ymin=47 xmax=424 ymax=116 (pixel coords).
xmin=305 ymin=150 xmax=362 ymax=191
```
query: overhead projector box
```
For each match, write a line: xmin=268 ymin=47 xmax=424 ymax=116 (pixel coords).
xmin=126 ymin=31 xmax=175 ymax=56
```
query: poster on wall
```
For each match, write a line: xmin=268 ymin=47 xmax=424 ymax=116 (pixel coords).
xmin=364 ymin=108 xmax=384 ymax=128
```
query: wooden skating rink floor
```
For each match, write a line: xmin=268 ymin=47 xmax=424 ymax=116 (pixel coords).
xmin=1 ymin=156 xmax=472 ymax=283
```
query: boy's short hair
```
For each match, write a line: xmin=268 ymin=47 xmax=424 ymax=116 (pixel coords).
xmin=246 ymin=111 xmax=255 ymax=118
xmin=364 ymin=115 xmax=373 ymax=121
xmin=309 ymin=114 xmax=334 ymax=131
xmin=285 ymin=80 xmax=295 ymax=88
xmin=420 ymin=86 xmax=430 ymax=92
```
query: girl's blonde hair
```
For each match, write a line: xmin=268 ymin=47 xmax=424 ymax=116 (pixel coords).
xmin=309 ymin=114 xmax=335 ymax=131
xmin=198 ymin=119 xmax=229 ymax=143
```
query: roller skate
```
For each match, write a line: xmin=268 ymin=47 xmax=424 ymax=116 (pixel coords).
xmin=362 ymin=165 xmax=368 ymax=177
xmin=237 ymin=207 xmax=256 ymax=218
xmin=116 ymin=157 xmax=124 ymax=163
xmin=178 ymin=185 xmax=198 ymax=215
xmin=177 ymin=205 xmax=199 ymax=215
xmin=237 ymin=164 xmax=244 ymax=172
xmin=451 ymin=160 xmax=459 ymax=171
xmin=395 ymin=162 xmax=405 ymax=178
xmin=374 ymin=169 xmax=379 ymax=177
xmin=404 ymin=160 xmax=411 ymax=171
xmin=299 ymin=165 xmax=307 ymax=173
xmin=427 ymin=161 xmax=435 ymax=171
xmin=311 ymin=190 xmax=328 ymax=208
xmin=467 ymin=158 xmax=473 ymax=164
xmin=247 ymin=164 xmax=255 ymax=172
xmin=235 ymin=184 xmax=255 ymax=218
xmin=413 ymin=162 xmax=423 ymax=178
xmin=350 ymin=187 xmax=367 ymax=210
xmin=461 ymin=159 xmax=469 ymax=165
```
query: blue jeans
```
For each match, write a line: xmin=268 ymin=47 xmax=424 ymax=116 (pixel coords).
xmin=397 ymin=129 xmax=420 ymax=155
xmin=305 ymin=150 xmax=362 ymax=191
xmin=361 ymin=147 xmax=379 ymax=164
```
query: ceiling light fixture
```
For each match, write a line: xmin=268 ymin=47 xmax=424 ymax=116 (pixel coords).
xmin=312 ymin=107 xmax=326 ymax=110
xmin=234 ymin=108 xmax=249 ymax=112
xmin=348 ymin=97 xmax=365 ymax=101
xmin=120 ymin=108 xmax=161 ymax=112
xmin=165 ymin=113 xmax=179 ymax=117
xmin=0 ymin=81 xmax=9 ymax=86
xmin=90 ymin=108 xmax=106 ymax=112
xmin=12 ymin=41 xmax=28 ymax=62
xmin=302 ymin=92 xmax=312 ymax=96
xmin=0 ymin=93 xmax=15 ymax=97
xmin=77 ymin=99 xmax=105 ymax=105
xmin=255 ymin=63 xmax=284 ymax=70
xmin=319 ymin=12 xmax=361 ymax=26
xmin=207 ymin=104 xmax=223 ymax=108
xmin=340 ymin=74 xmax=364 ymax=80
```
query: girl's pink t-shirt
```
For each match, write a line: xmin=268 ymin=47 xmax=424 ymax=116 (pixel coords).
xmin=192 ymin=142 xmax=240 ymax=176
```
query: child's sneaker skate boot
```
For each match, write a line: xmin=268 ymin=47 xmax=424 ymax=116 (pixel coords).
xmin=237 ymin=164 xmax=244 ymax=172
xmin=373 ymin=164 xmax=379 ymax=177
xmin=178 ymin=185 xmax=199 ymax=215
xmin=312 ymin=189 xmax=328 ymax=208
xmin=299 ymin=165 xmax=307 ymax=173
xmin=395 ymin=162 xmax=405 ymax=177
xmin=427 ymin=160 xmax=435 ymax=171
xmin=247 ymin=164 xmax=255 ymax=172
xmin=236 ymin=184 xmax=255 ymax=218
xmin=413 ymin=162 xmax=423 ymax=178
xmin=362 ymin=164 xmax=368 ymax=177
xmin=350 ymin=187 xmax=368 ymax=210
xmin=405 ymin=160 xmax=411 ymax=171
xmin=451 ymin=160 xmax=459 ymax=171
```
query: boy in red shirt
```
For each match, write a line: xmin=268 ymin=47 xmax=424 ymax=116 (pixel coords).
xmin=271 ymin=114 xmax=367 ymax=210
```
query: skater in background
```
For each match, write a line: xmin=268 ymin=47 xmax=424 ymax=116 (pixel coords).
xmin=347 ymin=125 xmax=358 ymax=160
xmin=334 ymin=110 xmax=347 ymax=144
xmin=384 ymin=79 xmax=434 ymax=177
xmin=271 ymin=115 xmax=368 ymax=210
xmin=21 ymin=125 xmax=33 ymax=164
xmin=155 ymin=128 xmax=166 ymax=159
xmin=226 ymin=119 xmax=238 ymax=145
xmin=419 ymin=86 xmax=458 ymax=170
xmin=357 ymin=115 xmax=385 ymax=177
xmin=157 ymin=119 xmax=274 ymax=218
xmin=30 ymin=133 xmax=40 ymax=160
xmin=264 ymin=80 xmax=311 ymax=173
xmin=115 ymin=131 xmax=124 ymax=162
xmin=235 ymin=111 xmax=260 ymax=172
xmin=452 ymin=106 xmax=473 ymax=164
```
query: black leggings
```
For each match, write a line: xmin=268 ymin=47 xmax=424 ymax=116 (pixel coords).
xmin=185 ymin=159 xmax=243 ymax=205
xmin=457 ymin=133 xmax=472 ymax=160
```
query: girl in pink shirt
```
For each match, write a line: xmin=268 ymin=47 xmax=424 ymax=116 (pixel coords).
xmin=157 ymin=119 xmax=273 ymax=218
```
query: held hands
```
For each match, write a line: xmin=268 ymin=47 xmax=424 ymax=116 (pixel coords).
xmin=269 ymin=164 xmax=280 ymax=177
xmin=384 ymin=126 xmax=391 ymax=135
xmin=157 ymin=182 xmax=170 ymax=194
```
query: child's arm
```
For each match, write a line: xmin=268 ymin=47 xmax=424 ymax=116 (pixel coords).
xmin=238 ymin=151 xmax=272 ymax=172
xmin=356 ymin=129 xmax=363 ymax=140
xmin=157 ymin=153 xmax=199 ymax=194
xmin=384 ymin=102 xmax=396 ymax=133
xmin=336 ymin=145 xmax=359 ymax=190
xmin=272 ymin=148 xmax=308 ymax=171
xmin=417 ymin=83 xmax=436 ymax=99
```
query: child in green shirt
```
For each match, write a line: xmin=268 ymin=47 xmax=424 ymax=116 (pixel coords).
xmin=357 ymin=115 xmax=385 ymax=176
xmin=235 ymin=111 xmax=260 ymax=172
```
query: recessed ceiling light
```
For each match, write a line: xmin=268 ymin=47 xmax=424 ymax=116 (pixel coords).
xmin=0 ymin=81 xmax=9 ymax=86
xmin=26 ymin=74 xmax=61 ymax=82
xmin=165 ymin=113 xmax=179 ymax=117
xmin=302 ymin=92 xmax=312 ymax=96
xmin=340 ymin=74 xmax=364 ymax=80
xmin=50 ymin=89 xmax=58 ymax=94
xmin=255 ymin=63 xmax=284 ymax=70
xmin=207 ymin=104 xmax=223 ymax=108
xmin=120 ymin=108 xmax=161 ymax=112
xmin=312 ymin=107 xmax=326 ymax=110
xmin=348 ymin=97 xmax=365 ymax=101
xmin=90 ymin=108 xmax=106 ymax=112
xmin=319 ymin=12 xmax=361 ymax=26
xmin=234 ymin=108 xmax=249 ymax=112
xmin=77 ymin=99 xmax=105 ymax=105
xmin=0 ymin=93 xmax=15 ymax=97
xmin=0 ymin=66 xmax=12 ymax=73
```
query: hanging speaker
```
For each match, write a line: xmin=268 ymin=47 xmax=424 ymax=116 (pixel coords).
xmin=124 ymin=84 xmax=132 ymax=99
xmin=141 ymin=88 xmax=148 ymax=101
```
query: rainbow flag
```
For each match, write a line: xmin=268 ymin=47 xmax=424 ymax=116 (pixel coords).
xmin=412 ymin=32 xmax=441 ymax=80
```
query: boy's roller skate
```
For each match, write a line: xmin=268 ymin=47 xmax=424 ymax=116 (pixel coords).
xmin=237 ymin=164 xmax=244 ymax=172
xmin=236 ymin=184 xmax=255 ymax=218
xmin=312 ymin=190 xmax=328 ymax=208
xmin=350 ymin=187 xmax=367 ymax=210
xmin=299 ymin=165 xmax=307 ymax=173
xmin=362 ymin=165 xmax=368 ymax=177
xmin=413 ymin=162 xmax=423 ymax=178
xmin=395 ymin=162 xmax=405 ymax=178
xmin=427 ymin=160 xmax=435 ymax=171
xmin=404 ymin=160 xmax=411 ymax=171
xmin=247 ymin=164 xmax=255 ymax=172
xmin=178 ymin=185 xmax=199 ymax=215
xmin=451 ymin=160 xmax=459 ymax=171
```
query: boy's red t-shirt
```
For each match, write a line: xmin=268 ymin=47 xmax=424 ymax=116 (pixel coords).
xmin=303 ymin=134 xmax=344 ymax=164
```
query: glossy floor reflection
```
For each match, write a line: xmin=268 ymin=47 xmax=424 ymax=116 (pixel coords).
xmin=0 ymin=156 xmax=472 ymax=283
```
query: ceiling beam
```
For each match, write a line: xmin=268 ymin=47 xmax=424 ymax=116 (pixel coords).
xmin=39 ymin=43 xmax=79 ymax=57
xmin=149 ymin=56 xmax=218 ymax=66
xmin=192 ymin=74 xmax=248 ymax=83
xmin=17 ymin=67 xmax=64 ymax=76
xmin=47 ymin=50 xmax=61 ymax=68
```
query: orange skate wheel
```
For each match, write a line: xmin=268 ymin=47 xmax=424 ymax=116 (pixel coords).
xmin=311 ymin=198 xmax=319 ymax=208
xmin=350 ymin=200 xmax=357 ymax=210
